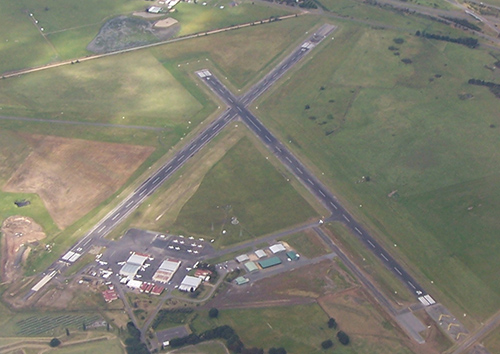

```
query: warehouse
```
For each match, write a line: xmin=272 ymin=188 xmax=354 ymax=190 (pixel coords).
xmin=179 ymin=275 xmax=202 ymax=292
xmin=269 ymin=243 xmax=286 ymax=254
xmin=244 ymin=261 xmax=259 ymax=272
xmin=153 ymin=259 xmax=181 ymax=283
xmin=119 ymin=252 xmax=149 ymax=278
xmin=258 ymin=256 xmax=282 ymax=269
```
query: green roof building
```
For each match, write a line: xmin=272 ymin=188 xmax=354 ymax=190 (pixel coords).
xmin=235 ymin=276 xmax=249 ymax=285
xmin=287 ymin=251 xmax=299 ymax=261
xmin=244 ymin=261 xmax=259 ymax=272
xmin=258 ymin=256 xmax=282 ymax=269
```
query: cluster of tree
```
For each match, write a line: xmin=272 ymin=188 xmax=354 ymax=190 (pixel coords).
xmin=152 ymin=308 xmax=193 ymax=329
xmin=170 ymin=325 xmax=271 ymax=353
xmin=415 ymin=31 xmax=478 ymax=48
xmin=321 ymin=318 xmax=350 ymax=349
xmin=169 ymin=325 xmax=240 ymax=350
xmin=441 ymin=16 xmax=482 ymax=31
xmin=125 ymin=321 xmax=149 ymax=354
xmin=468 ymin=78 xmax=500 ymax=98
xmin=209 ymin=308 xmax=219 ymax=318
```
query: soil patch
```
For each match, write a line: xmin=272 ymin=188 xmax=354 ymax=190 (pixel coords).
xmin=1 ymin=216 xmax=46 ymax=283
xmin=154 ymin=18 xmax=179 ymax=28
xmin=208 ymin=260 xmax=356 ymax=309
xmin=87 ymin=16 xmax=179 ymax=54
xmin=3 ymin=134 xmax=155 ymax=229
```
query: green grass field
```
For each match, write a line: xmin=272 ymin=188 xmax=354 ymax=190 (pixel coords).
xmin=171 ymin=0 xmax=294 ymax=36
xmin=257 ymin=23 xmax=500 ymax=320
xmin=151 ymin=15 xmax=320 ymax=88
xmin=0 ymin=0 xmax=295 ymax=72
xmin=190 ymin=303 xmax=413 ymax=353
xmin=284 ymin=231 xmax=329 ymax=258
xmin=173 ymin=136 xmax=318 ymax=246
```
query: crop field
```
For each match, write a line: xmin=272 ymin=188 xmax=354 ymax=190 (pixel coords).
xmin=173 ymin=136 xmax=318 ymax=246
xmin=257 ymin=21 xmax=500 ymax=320
xmin=0 ymin=313 xmax=102 ymax=337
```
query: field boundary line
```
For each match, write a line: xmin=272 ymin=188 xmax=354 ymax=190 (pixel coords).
xmin=1 ymin=14 xmax=302 ymax=79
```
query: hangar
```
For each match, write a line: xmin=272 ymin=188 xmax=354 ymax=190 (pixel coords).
xmin=269 ymin=243 xmax=286 ymax=254
xmin=244 ymin=261 xmax=258 ymax=272
xmin=258 ymin=257 xmax=282 ymax=269
xmin=179 ymin=275 xmax=202 ymax=292
xmin=153 ymin=259 xmax=181 ymax=283
xmin=119 ymin=252 xmax=149 ymax=278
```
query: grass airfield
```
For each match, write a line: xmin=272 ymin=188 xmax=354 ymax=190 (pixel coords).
xmin=257 ymin=23 xmax=500 ymax=320
xmin=0 ymin=0 xmax=499 ymax=351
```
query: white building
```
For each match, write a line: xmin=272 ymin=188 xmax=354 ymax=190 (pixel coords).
xmin=179 ymin=275 xmax=202 ymax=292
xmin=269 ymin=243 xmax=286 ymax=254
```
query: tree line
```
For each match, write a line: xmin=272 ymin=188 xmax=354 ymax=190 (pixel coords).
xmin=415 ymin=30 xmax=478 ymax=48
xmin=468 ymin=78 xmax=500 ymax=98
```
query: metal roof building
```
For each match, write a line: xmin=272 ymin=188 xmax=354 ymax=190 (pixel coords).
xmin=244 ymin=261 xmax=259 ymax=272
xmin=258 ymin=256 xmax=282 ymax=269
xmin=179 ymin=275 xmax=202 ymax=292
xmin=287 ymin=251 xmax=299 ymax=261
xmin=153 ymin=259 xmax=181 ymax=283
xmin=235 ymin=276 xmax=249 ymax=285
xmin=269 ymin=243 xmax=286 ymax=254
xmin=255 ymin=249 xmax=266 ymax=258
xmin=119 ymin=263 xmax=141 ymax=277
xmin=235 ymin=254 xmax=250 ymax=263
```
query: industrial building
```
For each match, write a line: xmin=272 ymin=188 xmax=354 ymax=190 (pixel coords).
xmin=255 ymin=249 xmax=266 ymax=258
xmin=235 ymin=254 xmax=250 ymax=263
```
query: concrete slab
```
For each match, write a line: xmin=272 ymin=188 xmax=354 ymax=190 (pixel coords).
xmin=396 ymin=311 xmax=426 ymax=344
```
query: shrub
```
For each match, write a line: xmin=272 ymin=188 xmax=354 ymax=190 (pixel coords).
xmin=327 ymin=318 xmax=337 ymax=329
xmin=209 ymin=308 xmax=219 ymax=318
xmin=49 ymin=338 xmax=61 ymax=347
xmin=337 ymin=331 xmax=350 ymax=345
xmin=321 ymin=339 xmax=333 ymax=349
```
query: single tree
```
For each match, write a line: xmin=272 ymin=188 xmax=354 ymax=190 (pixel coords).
xmin=209 ymin=308 xmax=219 ymax=318
xmin=65 ymin=328 xmax=70 ymax=336
xmin=337 ymin=331 xmax=350 ymax=345
xmin=327 ymin=318 xmax=337 ymax=329
xmin=49 ymin=338 xmax=61 ymax=347
xmin=321 ymin=339 xmax=333 ymax=349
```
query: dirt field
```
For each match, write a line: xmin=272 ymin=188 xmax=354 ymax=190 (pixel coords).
xmin=3 ymin=134 xmax=155 ymax=229
xmin=1 ymin=216 xmax=46 ymax=283
xmin=154 ymin=18 xmax=178 ymax=28
xmin=318 ymin=288 xmax=452 ymax=354
xmin=207 ymin=260 xmax=356 ymax=310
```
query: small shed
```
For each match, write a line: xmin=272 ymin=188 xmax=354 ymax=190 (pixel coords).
xmin=287 ymin=251 xmax=299 ymax=261
xmin=235 ymin=276 xmax=249 ymax=285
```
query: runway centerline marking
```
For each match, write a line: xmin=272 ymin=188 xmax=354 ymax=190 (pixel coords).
xmin=342 ymin=214 xmax=350 ymax=222
xmin=380 ymin=253 xmax=389 ymax=261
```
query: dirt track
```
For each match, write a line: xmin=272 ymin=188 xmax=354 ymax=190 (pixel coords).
xmin=1 ymin=216 xmax=46 ymax=282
